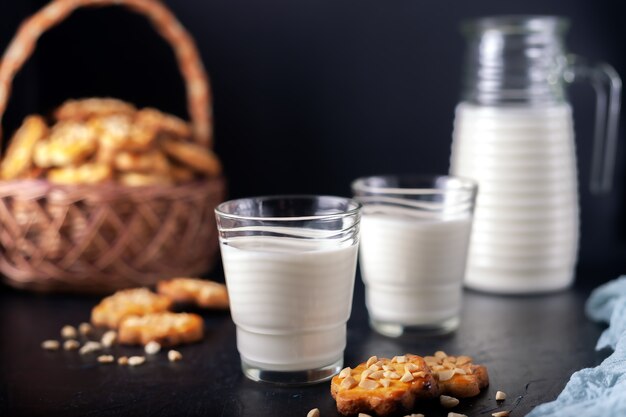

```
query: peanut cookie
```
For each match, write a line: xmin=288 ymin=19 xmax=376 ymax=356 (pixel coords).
xmin=331 ymin=354 xmax=438 ymax=416
xmin=169 ymin=165 xmax=196 ymax=183
xmin=33 ymin=121 xmax=98 ymax=167
xmin=54 ymin=98 xmax=136 ymax=121
xmin=135 ymin=107 xmax=191 ymax=139
xmin=91 ymin=288 xmax=172 ymax=329
xmin=424 ymin=352 xmax=489 ymax=398
xmin=118 ymin=312 xmax=203 ymax=346
xmin=157 ymin=277 xmax=229 ymax=309
xmin=0 ymin=115 xmax=48 ymax=180
xmin=113 ymin=149 xmax=170 ymax=174
xmin=88 ymin=114 xmax=137 ymax=150
xmin=47 ymin=163 xmax=112 ymax=185
xmin=117 ymin=171 xmax=174 ymax=187
xmin=161 ymin=137 xmax=221 ymax=176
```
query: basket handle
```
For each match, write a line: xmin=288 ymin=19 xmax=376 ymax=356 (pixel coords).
xmin=0 ymin=0 xmax=213 ymax=149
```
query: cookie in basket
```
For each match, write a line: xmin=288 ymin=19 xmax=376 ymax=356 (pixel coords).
xmin=424 ymin=351 xmax=489 ymax=398
xmin=91 ymin=288 xmax=173 ymax=329
xmin=157 ymin=277 xmax=229 ymax=309
xmin=0 ymin=115 xmax=48 ymax=180
xmin=118 ymin=312 xmax=203 ymax=346
xmin=47 ymin=163 xmax=112 ymax=185
xmin=135 ymin=107 xmax=191 ymax=139
xmin=54 ymin=97 xmax=136 ymax=121
xmin=330 ymin=354 xmax=438 ymax=416
xmin=160 ymin=137 xmax=221 ymax=177
xmin=33 ymin=121 xmax=98 ymax=168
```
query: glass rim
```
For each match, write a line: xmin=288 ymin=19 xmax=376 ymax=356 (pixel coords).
xmin=215 ymin=194 xmax=362 ymax=222
xmin=461 ymin=15 xmax=570 ymax=36
xmin=351 ymin=175 xmax=478 ymax=196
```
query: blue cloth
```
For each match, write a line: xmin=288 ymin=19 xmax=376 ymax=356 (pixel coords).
xmin=526 ymin=276 xmax=626 ymax=417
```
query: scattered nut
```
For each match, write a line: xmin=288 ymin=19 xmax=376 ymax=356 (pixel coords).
xmin=358 ymin=378 xmax=379 ymax=390
xmin=340 ymin=376 xmax=357 ymax=389
xmin=454 ymin=368 xmax=467 ymax=375
xmin=338 ymin=367 xmax=351 ymax=378
xmin=117 ymin=356 xmax=129 ymax=365
xmin=97 ymin=355 xmax=115 ymax=364
xmin=492 ymin=412 xmax=510 ymax=417
xmin=380 ymin=378 xmax=391 ymax=388
xmin=404 ymin=414 xmax=425 ymax=417
xmin=440 ymin=395 xmax=460 ymax=408
xmin=101 ymin=330 xmax=117 ymax=348
xmin=404 ymin=363 xmax=419 ymax=372
xmin=361 ymin=369 xmax=373 ymax=379
xmin=456 ymin=355 xmax=472 ymax=366
xmin=60 ymin=325 xmax=77 ymax=339
xmin=435 ymin=351 xmax=448 ymax=359
xmin=384 ymin=371 xmax=401 ymax=379
xmin=128 ymin=356 xmax=146 ymax=366
xmin=79 ymin=341 xmax=102 ymax=355
xmin=496 ymin=390 xmax=507 ymax=401
xmin=63 ymin=340 xmax=80 ymax=351
xmin=145 ymin=341 xmax=161 ymax=355
xmin=369 ymin=370 xmax=385 ymax=380
xmin=424 ymin=355 xmax=439 ymax=364
xmin=78 ymin=322 xmax=92 ymax=336
xmin=368 ymin=364 xmax=381 ymax=372
xmin=412 ymin=371 xmax=427 ymax=378
xmin=382 ymin=365 xmax=393 ymax=372
xmin=366 ymin=356 xmax=378 ymax=368
xmin=395 ymin=355 xmax=407 ymax=363
xmin=307 ymin=408 xmax=320 ymax=417
xmin=358 ymin=413 xmax=372 ymax=417
xmin=168 ymin=350 xmax=182 ymax=362
xmin=42 ymin=340 xmax=60 ymax=351
xmin=438 ymin=369 xmax=456 ymax=382
xmin=448 ymin=413 xmax=468 ymax=417
xmin=400 ymin=371 xmax=414 ymax=382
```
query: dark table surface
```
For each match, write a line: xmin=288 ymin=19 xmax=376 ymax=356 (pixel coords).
xmin=0 ymin=274 xmax=610 ymax=417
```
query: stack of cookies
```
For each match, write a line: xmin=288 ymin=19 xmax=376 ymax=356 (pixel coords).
xmin=91 ymin=278 xmax=229 ymax=347
xmin=0 ymin=98 xmax=221 ymax=186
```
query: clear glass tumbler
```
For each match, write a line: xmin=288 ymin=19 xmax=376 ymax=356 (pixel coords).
xmin=352 ymin=176 xmax=477 ymax=337
xmin=215 ymin=195 xmax=361 ymax=385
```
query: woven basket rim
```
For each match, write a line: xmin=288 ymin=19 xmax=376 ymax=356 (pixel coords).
xmin=0 ymin=177 xmax=225 ymax=201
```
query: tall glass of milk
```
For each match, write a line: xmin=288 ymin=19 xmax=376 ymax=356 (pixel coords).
xmin=451 ymin=16 xmax=621 ymax=294
xmin=352 ymin=175 xmax=477 ymax=337
xmin=215 ymin=195 xmax=361 ymax=385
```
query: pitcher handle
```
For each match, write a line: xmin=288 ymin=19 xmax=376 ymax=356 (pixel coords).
xmin=566 ymin=55 xmax=622 ymax=194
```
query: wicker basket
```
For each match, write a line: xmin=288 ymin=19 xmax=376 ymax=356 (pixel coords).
xmin=0 ymin=0 xmax=225 ymax=293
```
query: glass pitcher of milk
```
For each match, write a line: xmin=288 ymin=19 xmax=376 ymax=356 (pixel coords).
xmin=450 ymin=16 xmax=621 ymax=294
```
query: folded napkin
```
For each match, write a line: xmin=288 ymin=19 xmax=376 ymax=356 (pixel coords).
xmin=526 ymin=276 xmax=626 ymax=417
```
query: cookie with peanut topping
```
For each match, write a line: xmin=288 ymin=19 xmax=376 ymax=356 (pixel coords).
xmin=424 ymin=351 xmax=489 ymax=398
xmin=91 ymin=288 xmax=173 ymax=329
xmin=330 ymin=354 xmax=438 ymax=416
xmin=118 ymin=312 xmax=203 ymax=346
xmin=0 ymin=115 xmax=48 ymax=180
xmin=54 ymin=97 xmax=137 ymax=121
xmin=157 ymin=277 xmax=229 ymax=309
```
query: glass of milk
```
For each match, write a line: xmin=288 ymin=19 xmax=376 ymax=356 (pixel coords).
xmin=215 ymin=195 xmax=361 ymax=385
xmin=352 ymin=175 xmax=477 ymax=337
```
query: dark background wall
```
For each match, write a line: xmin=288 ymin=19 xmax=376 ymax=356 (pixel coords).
xmin=0 ymin=0 xmax=624 ymax=283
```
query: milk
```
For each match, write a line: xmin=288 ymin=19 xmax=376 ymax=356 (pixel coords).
xmin=450 ymin=102 xmax=579 ymax=293
xmin=359 ymin=212 xmax=472 ymax=326
xmin=220 ymin=236 xmax=358 ymax=371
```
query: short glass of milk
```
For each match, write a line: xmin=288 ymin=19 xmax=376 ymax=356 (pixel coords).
xmin=215 ymin=195 xmax=361 ymax=385
xmin=352 ymin=175 xmax=477 ymax=337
